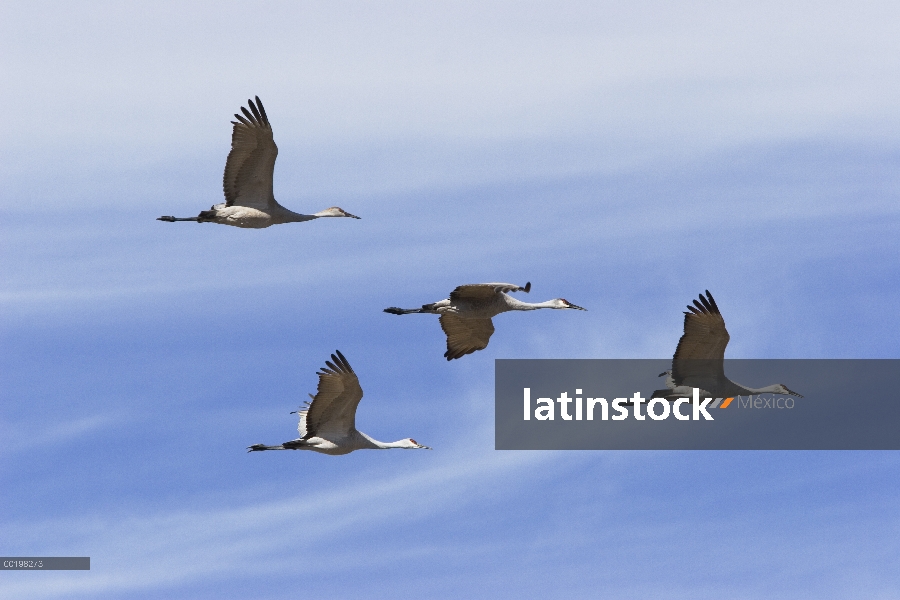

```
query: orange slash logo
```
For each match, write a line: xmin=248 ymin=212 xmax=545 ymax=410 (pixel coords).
xmin=708 ymin=397 xmax=734 ymax=409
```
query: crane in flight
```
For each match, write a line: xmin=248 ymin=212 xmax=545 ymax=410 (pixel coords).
xmin=158 ymin=97 xmax=360 ymax=228
xmin=384 ymin=282 xmax=586 ymax=360
xmin=651 ymin=291 xmax=802 ymax=400
xmin=247 ymin=351 xmax=430 ymax=455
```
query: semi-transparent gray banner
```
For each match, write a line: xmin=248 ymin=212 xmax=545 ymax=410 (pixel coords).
xmin=1 ymin=557 xmax=90 ymax=570
xmin=495 ymin=360 xmax=900 ymax=449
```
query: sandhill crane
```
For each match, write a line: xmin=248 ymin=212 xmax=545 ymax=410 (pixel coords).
xmin=384 ymin=282 xmax=586 ymax=360
xmin=247 ymin=351 xmax=430 ymax=455
xmin=158 ymin=97 xmax=360 ymax=228
xmin=652 ymin=291 xmax=802 ymax=399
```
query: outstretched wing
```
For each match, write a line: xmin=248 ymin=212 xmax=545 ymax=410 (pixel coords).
xmin=439 ymin=314 xmax=495 ymax=360
xmin=302 ymin=351 xmax=364 ymax=439
xmin=671 ymin=290 xmax=730 ymax=386
xmin=449 ymin=282 xmax=530 ymax=301
xmin=294 ymin=400 xmax=312 ymax=438
xmin=223 ymin=96 xmax=279 ymax=210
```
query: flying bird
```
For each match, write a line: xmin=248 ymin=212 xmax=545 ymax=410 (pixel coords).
xmin=652 ymin=291 xmax=802 ymax=399
xmin=247 ymin=351 xmax=430 ymax=455
xmin=384 ymin=282 xmax=586 ymax=360
xmin=158 ymin=97 xmax=360 ymax=228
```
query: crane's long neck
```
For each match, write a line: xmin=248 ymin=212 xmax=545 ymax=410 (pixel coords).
xmin=378 ymin=440 xmax=414 ymax=449
xmin=357 ymin=432 xmax=409 ymax=449
xmin=281 ymin=206 xmax=357 ymax=223
xmin=503 ymin=296 xmax=560 ymax=311
xmin=277 ymin=207 xmax=317 ymax=223
xmin=728 ymin=382 xmax=782 ymax=395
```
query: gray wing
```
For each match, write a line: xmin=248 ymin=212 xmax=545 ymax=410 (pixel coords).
xmin=223 ymin=96 xmax=279 ymax=210
xmin=439 ymin=314 xmax=495 ymax=360
xmin=671 ymin=290 xmax=730 ymax=387
xmin=302 ymin=351 xmax=364 ymax=439
xmin=449 ymin=282 xmax=530 ymax=301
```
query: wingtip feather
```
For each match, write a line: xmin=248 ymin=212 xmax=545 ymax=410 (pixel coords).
xmin=254 ymin=96 xmax=269 ymax=125
xmin=240 ymin=105 xmax=256 ymax=124
xmin=333 ymin=350 xmax=353 ymax=373
xmin=247 ymin=98 xmax=263 ymax=123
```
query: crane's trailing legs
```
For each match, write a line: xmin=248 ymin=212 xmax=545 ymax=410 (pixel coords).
xmin=384 ymin=305 xmax=434 ymax=315
xmin=157 ymin=216 xmax=200 ymax=222
xmin=247 ymin=444 xmax=285 ymax=451
xmin=248 ymin=438 xmax=317 ymax=452
xmin=157 ymin=206 xmax=223 ymax=223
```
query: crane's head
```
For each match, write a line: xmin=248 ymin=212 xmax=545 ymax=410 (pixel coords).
xmin=553 ymin=299 xmax=586 ymax=310
xmin=403 ymin=438 xmax=432 ymax=449
xmin=314 ymin=206 xmax=361 ymax=219
xmin=772 ymin=384 xmax=803 ymax=398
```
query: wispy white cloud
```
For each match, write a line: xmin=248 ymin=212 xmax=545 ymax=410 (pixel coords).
xmin=0 ymin=413 xmax=563 ymax=598
xmin=0 ymin=413 xmax=122 ymax=455
xmin=3 ymin=2 xmax=900 ymax=209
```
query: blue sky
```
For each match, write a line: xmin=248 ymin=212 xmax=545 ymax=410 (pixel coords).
xmin=2 ymin=1 xmax=900 ymax=598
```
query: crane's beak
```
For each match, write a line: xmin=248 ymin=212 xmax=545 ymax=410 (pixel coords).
xmin=569 ymin=303 xmax=586 ymax=311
